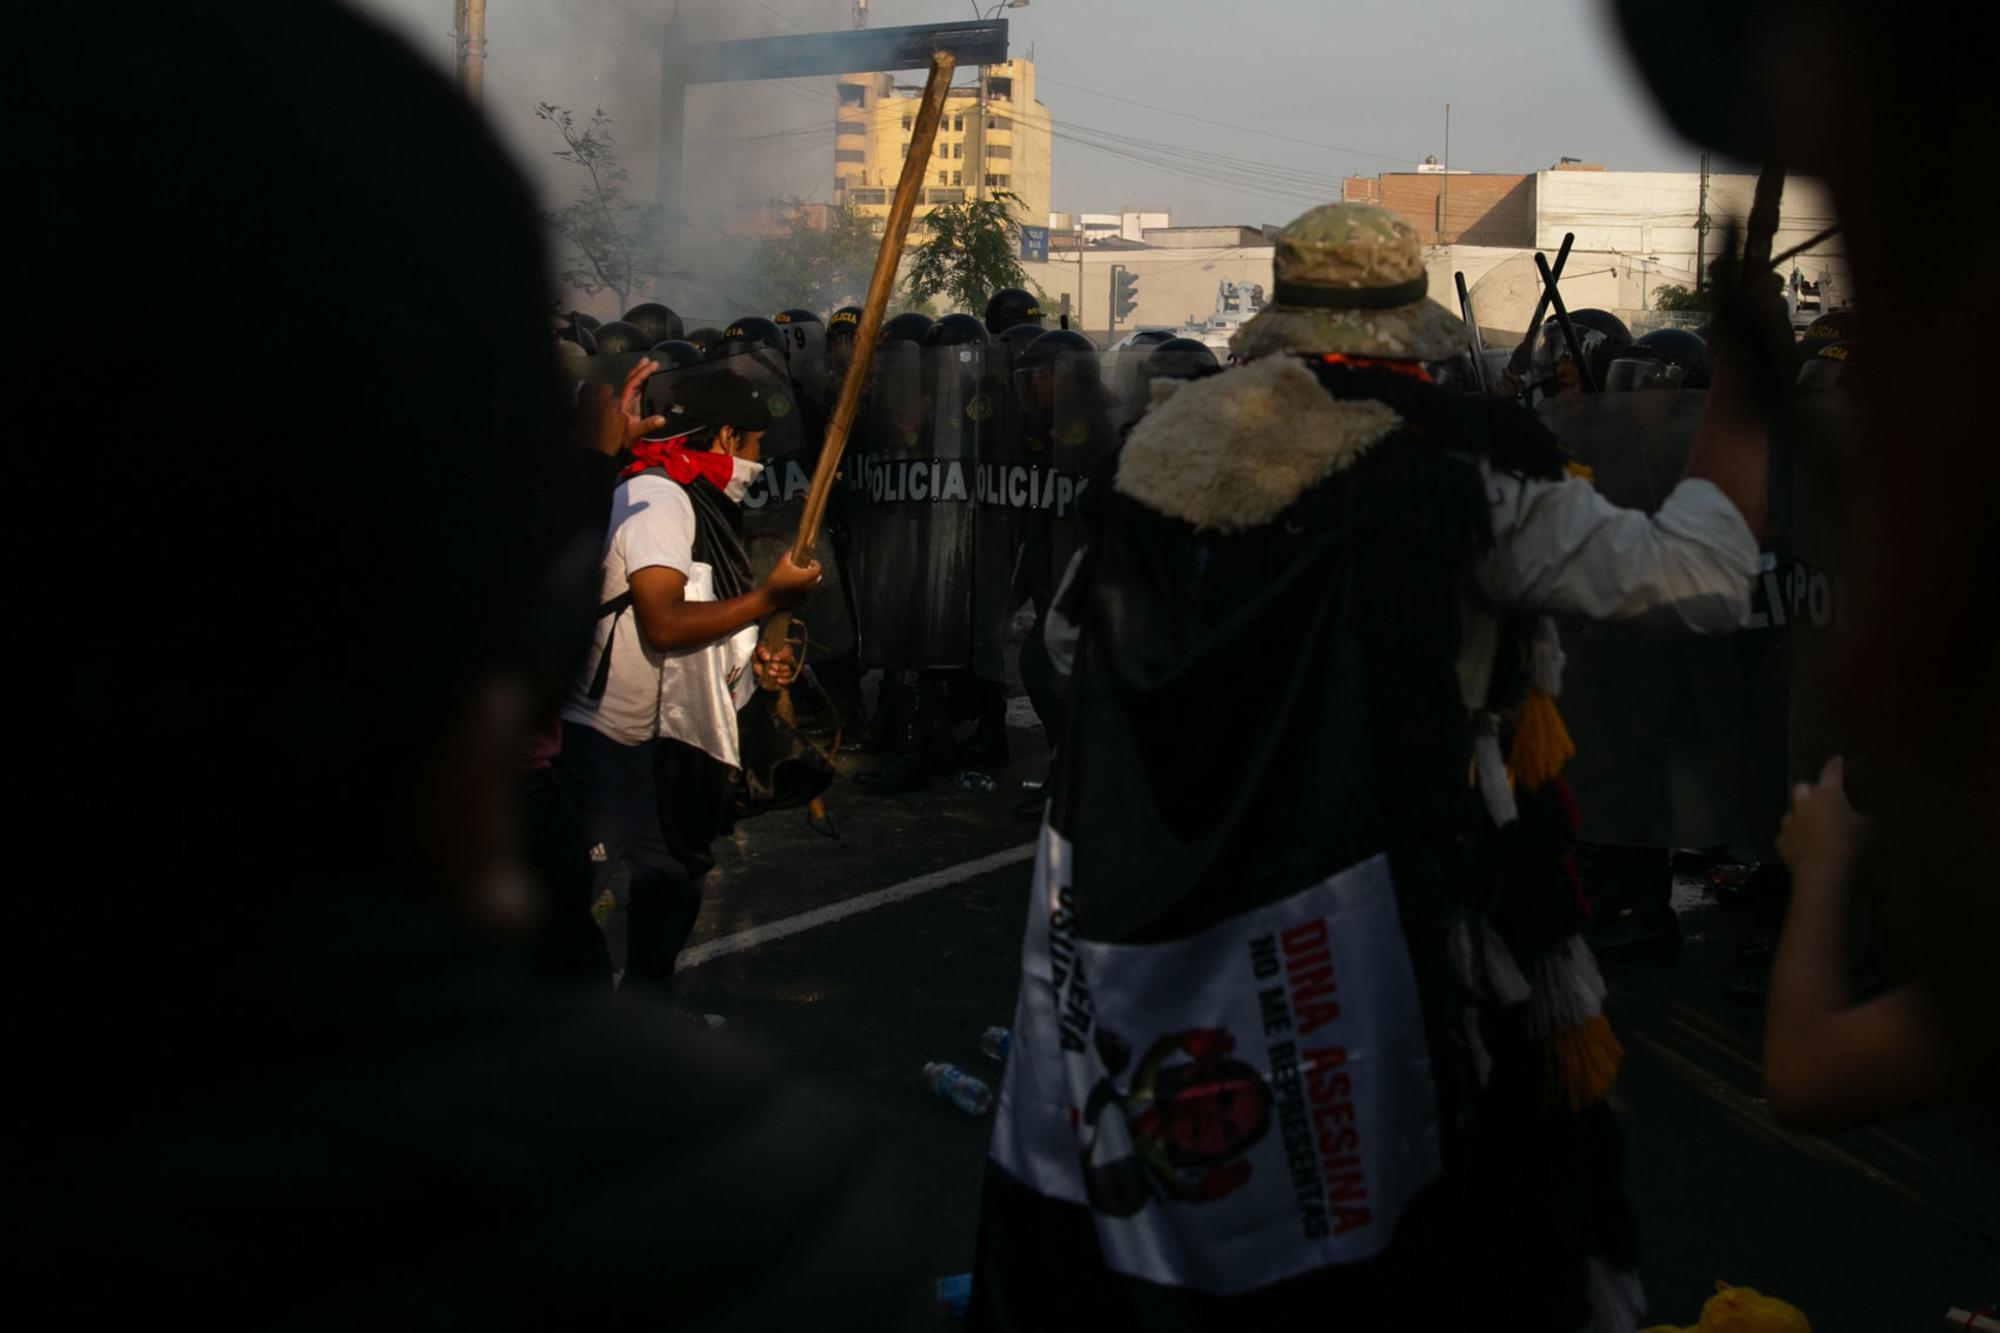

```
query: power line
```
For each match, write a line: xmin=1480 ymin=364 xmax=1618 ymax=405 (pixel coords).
xmin=1048 ymin=126 xmax=1333 ymax=209
xmin=1053 ymin=139 xmax=1325 ymax=207
xmin=1051 ymin=118 xmax=1336 ymax=195
xmin=1036 ymin=72 xmax=1420 ymax=166
xmin=746 ymin=0 xmax=810 ymax=34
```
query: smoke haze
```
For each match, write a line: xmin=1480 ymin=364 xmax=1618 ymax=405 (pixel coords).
xmin=346 ymin=0 xmax=858 ymax=318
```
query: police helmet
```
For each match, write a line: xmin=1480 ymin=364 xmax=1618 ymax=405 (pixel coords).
xmin=622 ymin=302 xmax=683 ymax=344
xmin=685 ymin=326 xmax=725 ymax=354
xmin=1534 ymin=308 xmax=1632 ymax=386
xmin=774 ymin=307 xmax=823 ymax=328
xmin=927 ymin=312 xmax=991 ymax=347
xmin=1796 ymin=339 xmax=1857 ymax=391
xmin=1570 ymin=309 xmax=1633 ymax=345
xmin=1138 ymin=336 xmax=1220 ymax=384
xmin=1801 ymin=308 xmax=1858 ymax=343
xmin=878 ymin=312 xmax=934 ymax=345
xmin=995 ymin=319 xmax=1050 ymax=350
xmin=984 ymin=287 xmax=1044 ymax=335
xmin=1017 ymin=327 xmax=1097 ymax=371
xmin=647 ymin=339 xmax=703 ymax=372
xmin=556 ymin=322 xmax=598 ymax=356
xmin=591 ymin=320 xmax=652 ymax=357
xmin=827 ymin=305 xmax=864 ymax=343
xmin=1606 ymin=328 xmax=1709 ymax=392
xmin=569 ymin=311 xmax=602 ymax=333
xmin=707 ymin=315 xmax=786 ymax=361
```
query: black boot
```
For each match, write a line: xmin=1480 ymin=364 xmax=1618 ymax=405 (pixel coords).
xmin=855 ymin=670 xmax=903 ymax=754
xmin=858 ymin=675 xmax=934 ymax=793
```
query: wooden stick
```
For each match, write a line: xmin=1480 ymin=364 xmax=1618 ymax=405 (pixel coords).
xmin=1743 ymin=162 xmax=1785 ymax=280
xmin=760 ymin=49 xmax=956 ymax=672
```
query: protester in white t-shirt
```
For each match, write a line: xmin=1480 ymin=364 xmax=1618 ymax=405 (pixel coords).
xmin=554 ymin=370 xmax=820 ymax=998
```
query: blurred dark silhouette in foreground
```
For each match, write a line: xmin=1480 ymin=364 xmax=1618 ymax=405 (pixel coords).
xmin=4 ymin=4 xmax=918 ymax=1326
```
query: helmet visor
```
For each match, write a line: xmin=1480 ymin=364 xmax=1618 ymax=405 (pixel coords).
xmin=1605 ymin=357 xmax=1687 ymax=393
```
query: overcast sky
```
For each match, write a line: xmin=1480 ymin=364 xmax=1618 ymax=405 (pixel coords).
xmin=350 ymin=0 xmax=1699 ymax=224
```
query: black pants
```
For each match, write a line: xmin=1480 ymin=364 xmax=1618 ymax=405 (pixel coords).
xmin=551 ymin=724 xmax=705 ymax=996
xmin=519 ymin=765 xmax=612 ymax=988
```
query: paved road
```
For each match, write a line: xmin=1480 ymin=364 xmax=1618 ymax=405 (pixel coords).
xmin=603 ymin=717 xmax=1999 ymax=1327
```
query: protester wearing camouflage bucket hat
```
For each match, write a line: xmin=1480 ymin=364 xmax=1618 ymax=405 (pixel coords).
xmin=1230 ymin=201 xmax=1467 ymax=362
xmin=973 ymin=198 xmax=1770 ymax=1329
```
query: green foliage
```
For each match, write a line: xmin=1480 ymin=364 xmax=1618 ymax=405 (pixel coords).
xmin=536 ymin=103 xmax=678 ymax=311
xmin=735 ymin=202 xmax=881 ymax=315
xmin=1653 ymin=282 xmax=1718 ymax=313
xmin=902 ymin=192 xmax=1039 ymax=315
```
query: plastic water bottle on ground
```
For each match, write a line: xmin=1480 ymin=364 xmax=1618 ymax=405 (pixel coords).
xmin=957 ymin=770 xmax=999 ymax=794
xmin=979 ymin=1026 xmax=1010 ymax=1062
xmin=924 ymin=1061 xmax=994 ymax=1116
xmin=935 ymin=1273 xmax=972 ymax=1318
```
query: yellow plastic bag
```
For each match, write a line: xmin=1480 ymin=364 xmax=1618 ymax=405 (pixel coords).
xmin=1639 ymin=1280 xmax=1812 ymax=1333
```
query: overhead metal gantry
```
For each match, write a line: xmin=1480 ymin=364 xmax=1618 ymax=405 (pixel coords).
xmin=658 ymin=18 xmax=1011 ymax=221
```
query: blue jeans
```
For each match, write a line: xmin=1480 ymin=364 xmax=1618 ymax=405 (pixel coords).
xmin=551 ymin=723 xmax=704 ymax=995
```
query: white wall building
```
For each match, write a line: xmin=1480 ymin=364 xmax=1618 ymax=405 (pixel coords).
xmin=1035 ymin=171 xmax=1849 ymax=345
xmin=1047 ymin=210 xmax=1173 ymax=244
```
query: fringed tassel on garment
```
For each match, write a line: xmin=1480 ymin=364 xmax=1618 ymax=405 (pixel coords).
xmin=1509 ymin=616 xmax=1575 ymax=793
xmin=1524 ymin=934 xmax=1623 ymax=1110
xmin=1447 ymin=917 xmax=1536 ymax=1087
xmin=1509 ymin=686 xmax=1575 ymax=792
xmin=1525 ymin=935 xmax=1608 ymax=1036
xmin=1547 ymin=1013 xmax=1624 ymax=1112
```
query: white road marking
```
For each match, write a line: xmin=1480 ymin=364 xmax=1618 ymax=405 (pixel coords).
xmin=678 ymin=842 xmax=1038 ymax=970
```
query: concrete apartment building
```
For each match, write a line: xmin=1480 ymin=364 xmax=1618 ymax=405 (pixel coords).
xmin=833 ymin=57 xmax=1052 ymax=233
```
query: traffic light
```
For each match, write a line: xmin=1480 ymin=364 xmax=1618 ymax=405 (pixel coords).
xmin=1111 ymin=266 xmax=1139 ymax=324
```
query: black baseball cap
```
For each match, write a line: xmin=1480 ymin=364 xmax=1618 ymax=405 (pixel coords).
xmin=666 ymin=370 xmax=770 ymax=433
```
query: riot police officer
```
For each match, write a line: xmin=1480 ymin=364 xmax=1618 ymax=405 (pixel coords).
xmin=1605 ymin=327 xmax=1709 ymax=392
xmin=590 ymin=320 xmax=652 ymax=357
xmin=622 ymin=301 xmax=684 ymax=345
xmin=827 ymin=304 xmax=864 ymax=390
xmin=983 ymin=286 xmax=1044 ymax=338
xmin=855 ymin=313 xmax=993 ymax=792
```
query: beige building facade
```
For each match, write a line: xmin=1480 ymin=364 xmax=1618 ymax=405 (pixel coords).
xmin=833 ymin=57 xmax=1051 ymax=232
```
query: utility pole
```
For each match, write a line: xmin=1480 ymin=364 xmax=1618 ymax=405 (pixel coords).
xmin=1695 ymin=151 xmax=1711 ymax=293
xmin=453 ymin=0 xmax=487 ymax=106
xmin=1075 ymin=231 xmax=1085 ymax=331
xmin=1440 ymin=103 xmax=1450 ymax=245
xmin=972 ymin=68 xmax=986 ymax=203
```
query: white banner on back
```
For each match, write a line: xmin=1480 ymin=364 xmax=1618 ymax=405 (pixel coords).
xmin=990 ymin=825 xmax=1442 ymax=1296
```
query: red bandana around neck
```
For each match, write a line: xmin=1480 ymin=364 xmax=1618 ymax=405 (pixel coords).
xmin=621 ymin=434 xmax=734 ymax=490
xmin=1316 ymin=352 xmax=1436 ymax=382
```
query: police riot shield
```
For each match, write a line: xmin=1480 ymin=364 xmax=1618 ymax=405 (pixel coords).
xmin=1533 ymin=389 xmax=1860 ymax=861
xmin=1105 ymin=341 xmax=1156 ymax=432
xmin=846 ymin=340 xmax=994 ymax=671
xmin=1466 ymin=252 xmax=1547 ymax=363
xmin=777 ymin=318 xmax=832 ymax=422
xmin=643 ymin=348 xmax=859 ymax=661
xmin=970 ymin=348 xmax=1027 ymax=681
xmin=849 ymin=339 xmax=926 ymax=669
xmin=1010 ymin=347 xmax=1117 ymax=634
